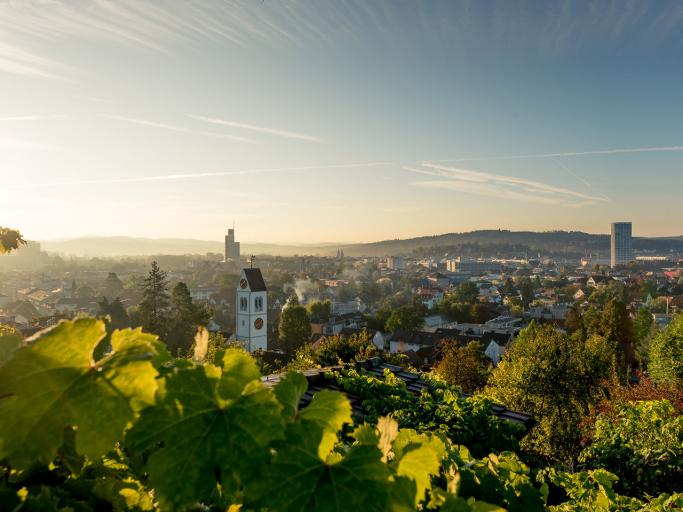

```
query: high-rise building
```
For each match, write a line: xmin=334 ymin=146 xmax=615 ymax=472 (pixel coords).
xmin=610 ymin=222 xmax=633 ymax=268
xmin=235 ymin=267 xmax=267 ymax=352
xmin=225 ymin=228 xmax=240 ymax=261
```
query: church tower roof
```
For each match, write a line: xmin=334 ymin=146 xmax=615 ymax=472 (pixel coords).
xmin=243 ymin=268 xmax=267 ymax=292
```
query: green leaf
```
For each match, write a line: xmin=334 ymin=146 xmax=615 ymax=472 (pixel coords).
xmin=275 ymin=371 xmax=308 ymax=420
xmin=125 ymin=356 xmax=283 ymax=510
xmin=396 ymin=442 xmax=444 ymax=506
xmin=390 ymin=430 xmax=446 ymax=507
xmin=0 ymin=333 xmax=22 ymax=367
xmin=247 ymin=419 xmax=391 ymax=512
xmin=299 ymin=390 xmax=352 ymax=459
xmin=0 ymin=319 xmax=161 ymax=468
xmin=441 ymin=495 xmax=508 ymax=512
xmin=218 ymin=347 xmax=262 ymax=397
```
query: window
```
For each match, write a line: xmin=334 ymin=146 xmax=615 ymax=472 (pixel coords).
xmin=240 ymin=296 xmax=248 ymax=311
xmin=255 ymin=296 xmax=263 ymax=311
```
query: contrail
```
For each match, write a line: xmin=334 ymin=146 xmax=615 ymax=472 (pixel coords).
xmin=549 ymin=157 xmax=593 ymax=189
xmin=430 ymin=145 xmax=683 ymax=162
xmin=190 ymin=115 xmax=325 ymax=143
xmin=8 ymin=162 xmax=393 ymax=190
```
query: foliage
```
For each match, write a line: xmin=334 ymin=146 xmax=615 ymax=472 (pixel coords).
xmin=307 ymin=299 xmax=332 ymax=323
xmin=0 ymin=317 xmax=681 ymax=511
xmin=435 ymin=341 xmax=490 ymax=394
xmin=278 ymin=297 xmax=312 ymax=353
xmin=486 ymin=323 xmax=615 ymax=465
xmin=98 ymin=296 xmax=131 ymax=331
xmin=328 ymin=367 xmax=524 ymax=457
xmin=648 ymin=314 xmax=683 ymax=385
xmin=633 ymin=307 xmax=655 ymax=366
xmin=0 ymin=227 xmax=26 ymax=254
xmin=451 ymin=282 xmax=480 ymax=305
xmin=446 ymin=445 xmax=546 ymax=512
xmin=386 ymin=305 xmax=425 ymax=334
xmin=0 ymin=319 xmax=164 ymax=468
xmin=580 ymin=400 xmax=683 ymax=497
xmin=543 ymin=468 xmax=683 ymax=511
xmin=598 ymin=299 xmax=636 ymax=369
xmin=314 ymin=330 xmax=378 ymax=366
xmin=166 ymin=282 xmax=212 ymax=356
xmin=137 ymin=261 xmax=170 ymax=340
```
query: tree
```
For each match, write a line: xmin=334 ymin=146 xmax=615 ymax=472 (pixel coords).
xmin=385 ymin=305 xmax=424 ymax=333
xmin=452 ymin=282 xmax=479 ymax=304
xmin=167 ymin=282 xmax=211 ymax=356
xmin=307 ymin=300 xmax=331 ymax=323
xmin=518 ymin=277 xmax=534 ymax=308
xmin=471 ymin=303 xmax=493 ymax=324
xmin=314 ymin=331 xmax=378 ymax=366
xmin=102 ymin=272 xmax=124 ymax=299
xmin=366 ymin=308 xmax=392 ymax=331
xmin=648 ymin=314 xmax=683 ymax=385
xmin=278 ymin=296 xmax=311 ymax=353
xmin=436 ymin=340 xmax=489 ymax=393
xmin=633 ymin=306 xmax=655 ymax=366
xmin=599 ymin=299 xmax=636 ymax=370
xmin=502 ymin=277 xmax=516 ymax=298
xmin=138 ymin=261 xmax=170 ymax=339
xmin=0 ymin=227 xmax=25 ymax=254
xmin=564 ymin=304 xmax=584 ymax=336
xmin=486 ymin=323 xmax=615 ymax=465
xmin=98 ymin=297 xmax=130 ymax=330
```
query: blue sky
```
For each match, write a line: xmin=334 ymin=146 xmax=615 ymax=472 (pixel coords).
xmin=1 ymin=0 xmax=682 ymax=243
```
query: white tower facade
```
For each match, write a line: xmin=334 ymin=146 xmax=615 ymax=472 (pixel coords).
xmin=235 ymin=268 xmax=267 ymax=352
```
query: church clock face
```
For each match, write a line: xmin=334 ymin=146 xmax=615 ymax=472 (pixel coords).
xmin=239 ymin=278 xmax=248 ymax=289
xmin=254 ymin=318 xmax=264 ymax=330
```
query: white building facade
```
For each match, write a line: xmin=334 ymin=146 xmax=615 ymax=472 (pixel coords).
xmin=235 ymin=268 xmax=267 ymax=352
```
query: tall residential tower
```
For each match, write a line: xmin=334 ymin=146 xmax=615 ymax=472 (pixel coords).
xmin=610 ymin=222 xmax=633 ymax=268
xmin=225 ymin=227 xmax=240 ymax=262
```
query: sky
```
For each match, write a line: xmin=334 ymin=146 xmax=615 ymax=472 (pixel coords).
xmin=1 ymin=0 xmax=683 ymax=244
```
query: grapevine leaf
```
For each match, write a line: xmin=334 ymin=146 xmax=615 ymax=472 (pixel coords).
xmin=0 ymin=319 xmax=160 ymax=468
xmin=274 ymin=371 xmax=308 ymax=420
xmin=0 ymin=333 xmax=22 ymax=367
xmin=125 ymin=353 xmax=283 ymax=510
xmin=218 ymin=347 xmax=262 ymax=397
xmin=247 ymin=419 xmax=391 ymax=512
xmin=299 ymin=390 xmax=352 ymax=459
xmin=395 ymin=441 xmax=444 ymax=506
xmin=441 ymin=495 xmax=508 ymax=512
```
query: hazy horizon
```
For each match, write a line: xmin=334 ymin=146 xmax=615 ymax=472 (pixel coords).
xmin=3 ymin=1 xmax=683 ymax=242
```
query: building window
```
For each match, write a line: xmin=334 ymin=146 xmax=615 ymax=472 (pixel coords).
xmin=240 ymin=296 xmax=248 ymax=311
xmin=255 ymin=296 xmax=263 ymax=311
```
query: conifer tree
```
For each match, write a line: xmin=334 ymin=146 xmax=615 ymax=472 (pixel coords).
xmin=138 ymin=261 xmax=170 ymax=340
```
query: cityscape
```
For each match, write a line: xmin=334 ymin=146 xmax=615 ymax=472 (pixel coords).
xmin=1 ymin=2 xmax=683 ymax=511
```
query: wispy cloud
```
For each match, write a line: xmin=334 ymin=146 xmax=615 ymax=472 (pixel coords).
xmin=432 ymin=145 xmax=683 ymax=163
xmin=0 ymin=41 xmax=70 ymax=80
xmin=190 ymin=115 xmax=324 ymax=143
xmin=405 ymin=163 xmax=609 ymax=207
xmin=9 ymin=161 xmax=391 ymax=190
xmin=0 ymin=115 xmax=66 ymax=121
xmin=102 ymin=115 xmax=255 ymax=143
xmin=0 ymin=137 xmax=57 ymax=152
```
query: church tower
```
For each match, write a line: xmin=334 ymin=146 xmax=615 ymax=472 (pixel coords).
xmin=235 ymin=267 xmax=267 ymax=352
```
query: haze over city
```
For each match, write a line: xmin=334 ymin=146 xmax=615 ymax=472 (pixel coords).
xmin=2 ymin=0 xmax=683 ymax=244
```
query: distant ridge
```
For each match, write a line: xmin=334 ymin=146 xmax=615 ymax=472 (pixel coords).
xmin=40 ymin=230 xmax=683 ymax=258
